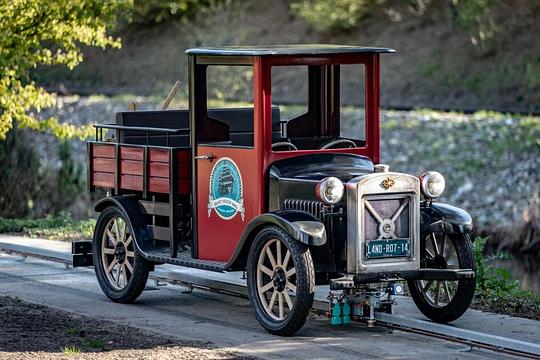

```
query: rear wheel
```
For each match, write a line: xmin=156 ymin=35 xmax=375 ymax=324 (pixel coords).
xmin=93 ymin=206 xmax=150 ymax=303
xmin=247 ymin=226 xmax=315 ymax=336
xmin=408 ymin=232 xmax=476 ymax=323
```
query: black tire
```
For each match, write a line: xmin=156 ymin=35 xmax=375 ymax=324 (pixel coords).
xmin=408 ymin=233 xmax=476 ymax=323
xmin=247 ymin=226 xmax=315 ymax=336
xmin=93 ymin=206 xmax=150 ymax=303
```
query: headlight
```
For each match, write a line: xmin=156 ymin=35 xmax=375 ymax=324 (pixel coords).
xmin=316 ymin=177 xmax=344 ymax=205
xmin=419 ymin=171 xmax=446 ymax=199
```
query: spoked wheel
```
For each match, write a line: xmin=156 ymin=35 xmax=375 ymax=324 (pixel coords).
xmin=93 ymin=206 xmax=150 ymax=303
xmin=247 ymin=226 xmax=314 ymax=336
xmin=408 ymin=232 xmax=476 ymax=323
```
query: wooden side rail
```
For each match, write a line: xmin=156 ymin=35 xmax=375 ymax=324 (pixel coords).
xmin=88 ymin=142 xmax=190 ymax=196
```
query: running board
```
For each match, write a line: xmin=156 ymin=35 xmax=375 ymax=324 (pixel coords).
xmin=144 ymin=248 xmax=226 ymax=272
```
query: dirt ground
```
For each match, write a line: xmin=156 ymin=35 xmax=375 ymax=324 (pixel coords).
xmin=0 ymin=296 xmax=249 ymax=359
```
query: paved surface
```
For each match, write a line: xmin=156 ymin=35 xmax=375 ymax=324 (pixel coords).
xmin=0 ymin=235 xmax=537 ymax=359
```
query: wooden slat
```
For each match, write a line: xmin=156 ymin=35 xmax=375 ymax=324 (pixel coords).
xmin=149 ymin=149 xmax=169 ymax=163
xmin=92 ymin=172 xmax=114 ymax=187
xmin=139 ymin=200 xmax=169 ymax=216
xmin=92 ymin=144 xmax=115 ymax=158
xmin=148 ymin=162 xmax=169 ymax=178
xmin=120 ymin=147 xmax=144 ymax=161
xmin=120 ymin=174 xmax=143 ymax=191
xmin=92 ymin=158 xmax=115 ymax=173
xmin=147 ymin=225 xmax=171 ymax=241
xmin=120 ymin=160 xmax=143 ymax=176
xmin=148 ymin=177 xmax=169 ymax=193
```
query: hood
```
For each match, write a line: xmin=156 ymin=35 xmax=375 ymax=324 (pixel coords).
xmin=269 ymin=153 xmax=374 ymax=182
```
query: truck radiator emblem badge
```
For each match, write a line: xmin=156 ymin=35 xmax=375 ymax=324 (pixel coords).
xmin=381 ymin=177 xmax=395 ymax=190
xmin=208 ymin=157 xmax=245 ymax=221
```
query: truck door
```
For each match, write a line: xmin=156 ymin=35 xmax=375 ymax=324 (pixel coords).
xmin=195 ymin=110 xmax=260 ymax=262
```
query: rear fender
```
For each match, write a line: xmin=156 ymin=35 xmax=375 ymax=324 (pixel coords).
xmin=225 ymin=210 xmax=327 ymax=271
xmin=94 ymin=196 xmax=153 ymax=254
xmin=421 ymin=202 xmax=473 ymax=235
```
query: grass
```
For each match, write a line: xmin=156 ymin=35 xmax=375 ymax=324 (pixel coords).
xmin=0 ymin=212 xmax=95 ymax=241
xmin=62 ymin=346 xmax=81 ymax=355
xmin=473 ymin=237 xmax=540 ymax=320
xmin=65 ymin=326 xmax=86 ymax=336
xmin=82 ymin=339 xmax=105 ymax=350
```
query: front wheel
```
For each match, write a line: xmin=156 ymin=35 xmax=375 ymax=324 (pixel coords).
xmin=408 ymin=232 xmax=476 ymax=323
xmin=247 ymin=226 xmax=315 ymax=336
xmin=93 ymin=206 xmax=150 ymax=303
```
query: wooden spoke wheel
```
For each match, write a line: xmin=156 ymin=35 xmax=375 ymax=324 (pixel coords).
xmin=247 ymin=226 xmax=314 ymax=336
xmin=408 ymin=232 xmax=476 ymax=323
xmin=93 ymin=206 xmax=150 ymax=303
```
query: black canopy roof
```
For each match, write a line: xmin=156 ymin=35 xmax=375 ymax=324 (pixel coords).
xmin=186 ymin=44 xmax=395 ymax=56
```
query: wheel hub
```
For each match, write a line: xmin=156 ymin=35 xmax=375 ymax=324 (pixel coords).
xmin=114 ymin=242 xmax=126 ymax=264
xmin=272 ymin=267 xmax=287 ymax=292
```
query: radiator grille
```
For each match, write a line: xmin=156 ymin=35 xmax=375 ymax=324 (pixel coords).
xmin=364 ymin=195 xmax=411 ymax=241
xmin=282 ymin=199 xmax=325 ymax=221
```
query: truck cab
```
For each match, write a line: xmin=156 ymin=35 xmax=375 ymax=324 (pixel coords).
xmin=82 ymin=45 xmax=476 ymax=336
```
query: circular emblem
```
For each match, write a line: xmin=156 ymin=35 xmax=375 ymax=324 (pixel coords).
xmin=207 ymin=157 xmax=245 ymax=221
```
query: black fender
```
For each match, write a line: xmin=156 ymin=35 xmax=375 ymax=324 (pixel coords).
xmin=93 ymin=196 xmax=153 ymax=254
xmin=421 ymin=202 xmax=473 ymax=235
xmin=224 ymin=210 xmax=326 ymax=271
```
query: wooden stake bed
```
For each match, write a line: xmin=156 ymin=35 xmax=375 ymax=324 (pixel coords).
xmin=89 ymin=142 xmax=190 ymax=195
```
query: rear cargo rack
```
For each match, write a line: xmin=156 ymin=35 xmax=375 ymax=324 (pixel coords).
xmin=94 ymin=123 xmax=190 ymax=146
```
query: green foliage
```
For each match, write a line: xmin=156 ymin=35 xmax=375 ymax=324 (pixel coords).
xmin=450 ymin=0 xmax=500 ymax=52
xmin=0 ymin=212 xmax=95 ymax=241
xmin=0 ymin=126 xmax=42 ymax=217
xmin=0 ymin=0 xmax=130 ymax=140
xmin=62 ymin=346 xmax=81 ymax=355
xmin=54 ymin=142 xmax=85 ymax=211
xmin=473 ymin=237 xmax=540 ymax=318
xmin=290 ymin=0 xmax=383 ymax=32
xmin=128 ymin=0 xmax=223 ymax=25
xmin=82 ymin=339 xmax=105 ymax=350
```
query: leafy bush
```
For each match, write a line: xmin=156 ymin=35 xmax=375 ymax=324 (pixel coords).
xmin=0 ymin=127 xmax=42 ymax=217
xmin=290 ymin=0 xmax=381 ymax=32
xmin=0 ymin=212 xmax=95 ymax=241
xmin=128 ymin=0 xmax=225 ymax=25
xmin=53 ymin=142 xmax=85 ymax=211
xmin=473 ymin=237 xmax=540 ymax=319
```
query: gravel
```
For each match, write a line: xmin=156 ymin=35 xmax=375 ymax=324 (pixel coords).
xmin=0 ymin=295 xmax=249 ymax=359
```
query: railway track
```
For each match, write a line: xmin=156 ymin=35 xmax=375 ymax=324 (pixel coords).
xmin=1 ymin=240 xmax=539 ymax=359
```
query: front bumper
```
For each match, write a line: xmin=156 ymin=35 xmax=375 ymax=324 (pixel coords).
xmin=330 ymin=268 xmax=475 ymax=290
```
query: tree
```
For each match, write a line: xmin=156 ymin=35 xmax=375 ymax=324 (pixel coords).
xmin=0 ymin=0 xmax=130 ymax=140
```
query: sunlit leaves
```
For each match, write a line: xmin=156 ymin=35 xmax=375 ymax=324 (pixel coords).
xmin=0 ymin=0 xmax=131 ymax=140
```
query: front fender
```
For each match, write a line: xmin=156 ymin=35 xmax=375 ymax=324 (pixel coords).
xmin=421 ymin=202 xmax=473 ymax=235
xmin=224 ymin=210 xmax=326 ymax=271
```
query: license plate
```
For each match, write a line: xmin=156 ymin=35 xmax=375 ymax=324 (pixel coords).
xmin=366 ymin=238 xmax=410 ymax=259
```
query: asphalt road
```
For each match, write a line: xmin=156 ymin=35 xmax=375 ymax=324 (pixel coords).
xmin=0 ymin=253 xmax=521 ymax=359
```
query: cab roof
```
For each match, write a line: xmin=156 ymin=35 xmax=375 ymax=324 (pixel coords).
xmin=186 ymin=44 xmax=395 ymax=56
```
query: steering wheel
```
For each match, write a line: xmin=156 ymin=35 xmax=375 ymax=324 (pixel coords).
xmin=320 ymin=139 xmax=357 ymax=149
xmin=272 ymin=141 xmax=297 ymax=151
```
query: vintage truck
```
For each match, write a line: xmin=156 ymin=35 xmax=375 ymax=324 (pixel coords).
xmin=74 ymin=45 xmax=476 ymax=336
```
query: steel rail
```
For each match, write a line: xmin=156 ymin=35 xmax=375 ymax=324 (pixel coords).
xmin=1 ymin=243 xmax=538 ymax=359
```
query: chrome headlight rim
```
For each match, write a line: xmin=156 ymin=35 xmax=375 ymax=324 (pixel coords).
xmin=315 ymin=176 xmax=344 ymax=205
xmin=419 ymin=171 xmax=446 ymax=199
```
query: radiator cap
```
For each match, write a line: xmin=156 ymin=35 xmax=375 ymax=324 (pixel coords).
xmin=374 ymin=164 xmax=390 ymax=173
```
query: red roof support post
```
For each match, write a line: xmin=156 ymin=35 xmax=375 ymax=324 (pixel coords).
xmin=365 ymin=53 xmax=381 ymax=164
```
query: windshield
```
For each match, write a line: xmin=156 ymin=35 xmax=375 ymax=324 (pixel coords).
xmin=271 ymin=63 xmax=366 ymax=152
